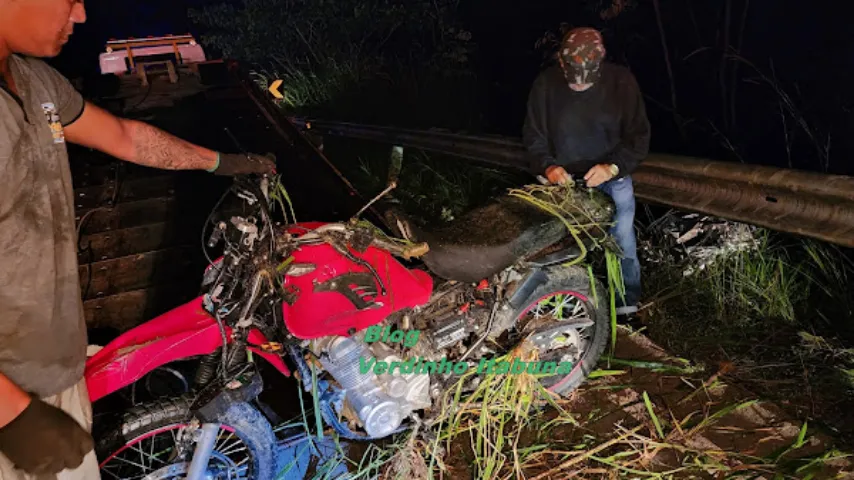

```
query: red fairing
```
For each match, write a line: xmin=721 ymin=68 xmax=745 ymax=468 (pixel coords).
xmin=282 ymin=223 xmax=433 ymax=339
xmin=85 ymin=296 xmax=290 ymax=403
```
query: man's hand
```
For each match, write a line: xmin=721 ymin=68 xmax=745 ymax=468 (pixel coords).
xmin=545 ymin=165 xmax=572 ymax=185
xmin=213 ymin=153 xmax=277 ymax=176
xmin=0 ymin=396 xmax=94 ymax=474
xmin=583 ymin=163 xmax=617 ymax=187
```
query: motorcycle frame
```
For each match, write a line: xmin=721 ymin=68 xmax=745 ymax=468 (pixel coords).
xmin=85 ymin=257 xmax=566 ymax=430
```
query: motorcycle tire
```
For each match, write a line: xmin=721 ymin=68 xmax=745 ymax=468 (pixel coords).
xmin=510 ymin=265 xmax=610 ymax=397
xmin=96 ymin=396 xmax=275 ymax=479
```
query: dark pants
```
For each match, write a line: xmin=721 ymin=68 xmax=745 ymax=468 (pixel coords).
xmin=596 ymin=176 xmax=641 ymax=314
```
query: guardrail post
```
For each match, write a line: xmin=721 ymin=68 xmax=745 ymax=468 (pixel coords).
xmin=389 ymin=145 xmax=404 ymax=186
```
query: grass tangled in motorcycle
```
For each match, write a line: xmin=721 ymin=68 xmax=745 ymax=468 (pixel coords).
xmin=269 ymin=173 xmax=298 ymax=224
xmin=508 ymin=182 xmax=627 ymax=352
xmin=420 ymin=340 xmax=563 ymax=479
xmin=509 ymin=182 xmax=616 ymax=251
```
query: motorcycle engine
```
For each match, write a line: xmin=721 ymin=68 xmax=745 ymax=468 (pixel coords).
xmin=313 ymin=335 xmax=431 ymax=438
xmin=312 ymin=284 xmax=507 ymax=437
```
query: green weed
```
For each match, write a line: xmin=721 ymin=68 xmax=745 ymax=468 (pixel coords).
xmin=699 ymin=231 xmax=808 ymax=324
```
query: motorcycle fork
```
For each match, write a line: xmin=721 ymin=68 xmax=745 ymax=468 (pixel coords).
xmin=186 ymin=422 xmax=222 ymax=480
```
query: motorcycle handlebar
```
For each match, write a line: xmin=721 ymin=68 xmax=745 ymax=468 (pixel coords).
xmin=223 ymin=176 xmax=429 ymax=267
xmin=294 ymin=223 xmax=429 ymax=259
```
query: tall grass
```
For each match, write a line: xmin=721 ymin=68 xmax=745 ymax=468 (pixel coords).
xmin=425 ymin=344 xmax=562 ymax=479
xmin=702 ymin=230 xmax=809 ymax=324
xmin=802 ymin=239 xmax=854 ymax=325
xmin=644 ymin=229 xmax=829 ymax=328
xmin=641 ymin=224 xmax=854 ymax=445
xmin=252 ymin=56 xmax=369 ymax=110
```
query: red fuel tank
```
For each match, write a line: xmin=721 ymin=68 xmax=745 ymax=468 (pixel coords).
xmin=281 ymin=222 xmax=433 ymax=339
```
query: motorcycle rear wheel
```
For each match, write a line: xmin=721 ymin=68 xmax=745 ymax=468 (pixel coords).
xmin=96 ymin=396 xmax=275 ymax=479
xmin=511 ymin=265 xmax=610 ymax=396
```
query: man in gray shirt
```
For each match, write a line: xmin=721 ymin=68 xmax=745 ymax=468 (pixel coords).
xmin=0 ymin=0 xmax=275 ymax=477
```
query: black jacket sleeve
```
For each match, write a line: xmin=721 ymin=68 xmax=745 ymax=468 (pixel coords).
xmin=522 ymin=73 xmax=557 ymax=176
xmin=602 ymin=69 xmax=650 ymax=177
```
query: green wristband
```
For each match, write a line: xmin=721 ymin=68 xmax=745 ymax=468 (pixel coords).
xmin=207 ymin=152 xmax=221 ymax=173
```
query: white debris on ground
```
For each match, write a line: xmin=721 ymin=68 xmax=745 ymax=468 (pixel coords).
xmin=640 ymin=210 xmax=758 ymax=276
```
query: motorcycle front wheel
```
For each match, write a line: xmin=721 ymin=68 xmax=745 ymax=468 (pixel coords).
xmin=96 ymin=396 xmax=275 ymax=479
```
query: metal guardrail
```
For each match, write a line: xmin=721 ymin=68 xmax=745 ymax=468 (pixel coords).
xmin=291 ymin=119 xmax=854 ymax=248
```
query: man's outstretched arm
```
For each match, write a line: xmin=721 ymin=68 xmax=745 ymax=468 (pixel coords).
xmin=64 ymin=101 xmax=276 ymax=175
xmin=65 ymin=101 xmax=218 ymax=170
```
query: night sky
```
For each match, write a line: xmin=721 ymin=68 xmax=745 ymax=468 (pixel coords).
xmin=51 ymin=0 xmax=854 ymax=175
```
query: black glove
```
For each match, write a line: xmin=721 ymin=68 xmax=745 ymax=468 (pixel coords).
xmin=0 ymin=396 xmax=95 ymax=474
xmin=213 ymin=152 xmax=277 ymax=176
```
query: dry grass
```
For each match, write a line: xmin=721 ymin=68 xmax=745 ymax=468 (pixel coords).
xmin=341 ymin=354 xmax=854 ymax=480
xmin=423 ymin=341 xmax=552 ymax=480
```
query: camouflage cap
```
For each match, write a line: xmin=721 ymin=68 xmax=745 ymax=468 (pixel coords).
xmin=558 ymin=27 xmax=606 ymax=86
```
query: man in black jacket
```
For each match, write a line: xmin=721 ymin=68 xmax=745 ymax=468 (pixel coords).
xmin=523 ymin=27 xmax=650 ymax=316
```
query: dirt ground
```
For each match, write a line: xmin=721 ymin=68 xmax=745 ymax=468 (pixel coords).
xmin=435 ymin=327 xmax=853 ymax=479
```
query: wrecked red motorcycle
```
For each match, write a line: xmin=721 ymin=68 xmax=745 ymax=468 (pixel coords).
xmin=86 ymin=175 xmax=615 ymax=479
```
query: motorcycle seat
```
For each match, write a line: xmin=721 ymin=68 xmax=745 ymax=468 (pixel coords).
xmin=385 ymin=197 xmax=569 ymax=283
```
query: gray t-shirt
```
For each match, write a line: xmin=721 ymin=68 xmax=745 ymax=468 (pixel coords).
xmin=1 ymin=55 xmax=86 ymax=397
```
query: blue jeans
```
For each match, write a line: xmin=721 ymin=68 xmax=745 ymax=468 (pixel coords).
xmin=596 ymin=176 xmax=641 ymax=313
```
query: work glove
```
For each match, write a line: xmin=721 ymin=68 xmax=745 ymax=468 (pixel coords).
xmin=0 ymin=396 xmax=95 ymax=475
xmin=213 ymin=152 xmax=277 ymax=176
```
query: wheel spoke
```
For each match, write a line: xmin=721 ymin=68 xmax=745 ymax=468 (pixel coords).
xmin=221 ymin=444 xmax=248 ymax=456
xmin=571 ymin=299 xmax=583 ymax=316
xmin=131 ymin=443 xmax=147 ymax=471
xmin=111 ymin=454 xmax=150 ymax=471
xmin=101 ymin=466 xmax=122 ymax=479
xmin=215 ymin=430 xmax=235 ymax=452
